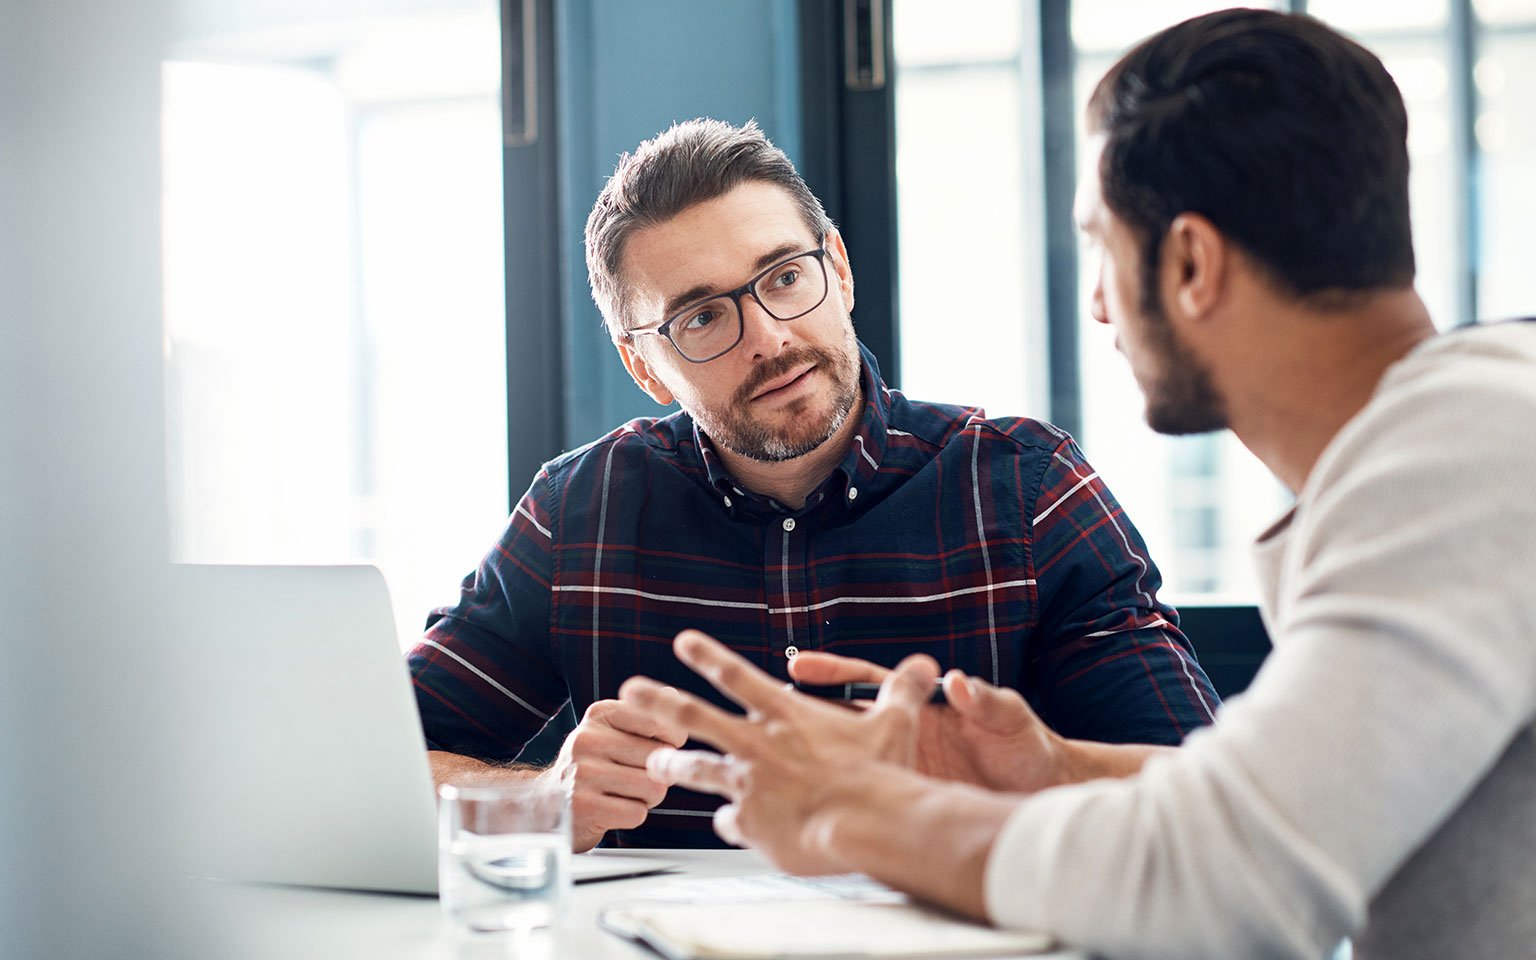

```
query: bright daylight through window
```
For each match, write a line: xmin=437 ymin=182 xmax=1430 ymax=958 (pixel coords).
xmin=896 ymin=0 xmax=1536 ymax=600
xmin=162 ymin=3 xmax=509 ymax=649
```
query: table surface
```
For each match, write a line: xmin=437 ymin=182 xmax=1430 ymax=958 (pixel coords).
xmin=196 ymin=848 xmax=1089 ymax=959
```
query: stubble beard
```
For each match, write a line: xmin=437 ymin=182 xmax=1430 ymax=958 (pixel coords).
xmin=695 ymin=325 xmax=862 ymax=463
xmin=1138 ymin=280 xmax=1228 ymax=436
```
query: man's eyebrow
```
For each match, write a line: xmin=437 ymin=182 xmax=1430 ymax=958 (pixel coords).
xmin=662 ymin=241 xmax=810 ymax=319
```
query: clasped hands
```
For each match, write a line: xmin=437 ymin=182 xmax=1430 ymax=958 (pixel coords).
xmin=616 ymin=630 xmax=1071 ymax=873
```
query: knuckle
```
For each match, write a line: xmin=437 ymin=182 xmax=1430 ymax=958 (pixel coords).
xmin=617 ymin=803 xmax=648 ymax=830
xmin=583 ymin=699 xmax=616 ymax=723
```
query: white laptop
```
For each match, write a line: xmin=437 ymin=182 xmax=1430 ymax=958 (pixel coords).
xmin=171 ymin=564 xmax=678 ymax=894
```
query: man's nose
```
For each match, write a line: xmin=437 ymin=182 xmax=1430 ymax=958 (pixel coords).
xmin=1088 ymin=276 xmax=1109 ymax=326
xmin=739 ymin=293 xmax=792 ymax=360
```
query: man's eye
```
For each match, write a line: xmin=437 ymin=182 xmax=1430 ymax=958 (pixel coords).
xmin=681 ymin=309 xmax=718 ymax=331
xmin=772 ymin=268 xmax=801 ymax=288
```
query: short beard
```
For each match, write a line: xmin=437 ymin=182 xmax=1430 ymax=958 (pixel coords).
xmin=1139 ymin=245 xmax=1228 ymax=435
xmin=695 ymin=326 xmax=861 ymax=463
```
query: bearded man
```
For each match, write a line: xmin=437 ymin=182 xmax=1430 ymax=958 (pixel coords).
xmin=409 ymin=118 xmax=1217 ymax=851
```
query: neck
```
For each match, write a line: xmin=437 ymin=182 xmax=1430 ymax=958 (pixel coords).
xmin=715 ymin=382 xmax=865 ymax=509
xmin=1221 ymin=288 xmax=1437 ymax=493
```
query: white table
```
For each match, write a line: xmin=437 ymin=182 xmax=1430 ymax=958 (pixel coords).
xmin=195 ymin=849 xmax=1089 ymax=959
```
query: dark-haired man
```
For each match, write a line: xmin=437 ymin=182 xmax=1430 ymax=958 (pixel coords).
xmin=623 ymin=9 xmax=1536 ymax=958
xmin=408 ymin=119 xmax=1218 ymax=852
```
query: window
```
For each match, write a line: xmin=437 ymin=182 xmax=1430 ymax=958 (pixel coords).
xmin=892 ymin=0 xmax=1048 ymax=420
xmin=162 ymin=4 xmax=509 ymax=649
xmin=894 ymin=0 xmax=1536 ymax=601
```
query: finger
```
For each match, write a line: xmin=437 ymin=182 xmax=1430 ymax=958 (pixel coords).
xmin=874 ymin=653 xmax=941 ymax=715
xmin=787 ymin=650 xmax=891 ymax=686
xmin=571 ymin=790 xmax=650 ymax=835
xmin=713 ymin=802 xmax=745 ymax=847
xmin=673 ymin=630 xmax=793 ymax=716
xmin=567 ymin=716 xmax=687 ymax=768
xmin=646 ymin=748 xmax=745 ymax=796
xmin=571 ymin=758 xmax=669 ymax=806
xmin=618 ymin=675 xmax=756 ymax=755
xmin=944 ymin=670 xmax=1031 ymax=734
xmin=593 ymin=698 xmax=689 ymax=748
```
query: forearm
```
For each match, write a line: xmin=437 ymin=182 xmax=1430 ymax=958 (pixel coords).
xmin=814 ymin=741 xmax=1166 ymax=920
xmin=428 ymin=750 xmax=545 ymax=789
xmin=821 ymin=766 xmax=1020 ymax=921
xmin=1058 ymin=739 xmax=1172 ymax=784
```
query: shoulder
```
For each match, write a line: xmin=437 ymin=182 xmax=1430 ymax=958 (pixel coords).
xmin=1317 ymin=323 xmax=1536 ymax=486
xmin=539 ymin=412 xmax=696 ymax=488
xmin=886 ymin=387 xmax=1070 ymax=461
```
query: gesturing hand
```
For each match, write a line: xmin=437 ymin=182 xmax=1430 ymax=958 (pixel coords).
xmin=540 ymin=699 xmax=688 ymax=852
xmin=788 ymin=650 xmax=1070 ymax=793
xmin=617 ymin=630 xmax=941 ymax=874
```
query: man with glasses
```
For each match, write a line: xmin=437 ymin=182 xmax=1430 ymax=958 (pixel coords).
xmin=408 ymin=119 xmax=1218 ymax=852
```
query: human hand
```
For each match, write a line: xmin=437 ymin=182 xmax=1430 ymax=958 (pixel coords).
xmin=789 ymin=650 xmax=1068 ymax=793
xmin=618 ymin=630 xmax=941 ymax=874
xmin=540 ymin=699 xmax=688 ymax=852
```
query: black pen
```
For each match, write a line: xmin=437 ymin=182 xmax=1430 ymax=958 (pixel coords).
xmin=792 ymin=679 xmax=949 ymax=706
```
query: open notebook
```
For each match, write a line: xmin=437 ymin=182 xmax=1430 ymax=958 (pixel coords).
xmin=599 ymin=873 xmax=1056 ymax=959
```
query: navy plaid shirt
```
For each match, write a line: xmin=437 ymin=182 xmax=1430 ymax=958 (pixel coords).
xmin=410 ymin=345 xmax=1219 ymax=847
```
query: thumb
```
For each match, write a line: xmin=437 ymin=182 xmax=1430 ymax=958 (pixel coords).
xmin=876 ymin=653 xmax=941 ymax=716
xmin=944 ymin=670 xmax=1032 ymax=734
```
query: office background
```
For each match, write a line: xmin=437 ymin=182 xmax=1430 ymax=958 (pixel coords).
xmin=3 ymin=1 xmax=1531 ymax=954
xmin=156 ymin=0 xmax=1536 ymax=655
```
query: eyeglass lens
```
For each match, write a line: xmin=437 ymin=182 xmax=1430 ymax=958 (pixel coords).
xmin=669 ymin=253 xmax=827 ymax=361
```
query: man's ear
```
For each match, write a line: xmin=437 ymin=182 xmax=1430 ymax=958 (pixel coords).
xmin=1163 ymin=213 xmax=1227 ymax=326
xmin=617 ymin=339 xmax=676 ymax=406
xmin=825 ymin=228 xmax=855 ymax=313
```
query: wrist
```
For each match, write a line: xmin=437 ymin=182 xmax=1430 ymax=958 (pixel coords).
xmin=1055 ymin=738 xmax=1168 ymax=783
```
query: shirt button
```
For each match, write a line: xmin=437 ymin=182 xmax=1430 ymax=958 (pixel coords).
xmin=785 ymin=645 xmax=800 ymax=658
xmin=782 ymin=517 xmax=796 ymax=532
xmin=723 ymin=495 xmax=733 ymax=508
xmin=847 ymin=486 xmax=859 ymax=501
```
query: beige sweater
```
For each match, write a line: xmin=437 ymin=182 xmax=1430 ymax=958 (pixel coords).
xmin=984 ymin=321 xmax=1536 ymax=959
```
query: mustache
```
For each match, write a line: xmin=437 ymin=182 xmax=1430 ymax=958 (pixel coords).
xmin=733 ymin=347 xmax=832 ymax=405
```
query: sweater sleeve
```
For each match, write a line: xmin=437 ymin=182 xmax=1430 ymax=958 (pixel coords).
xmin=983 ymin=356 xmax=1536 ymax=958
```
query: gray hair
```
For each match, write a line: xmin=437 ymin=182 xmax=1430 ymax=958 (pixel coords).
xmin=584 ymin=118 xmax=834 ymax=339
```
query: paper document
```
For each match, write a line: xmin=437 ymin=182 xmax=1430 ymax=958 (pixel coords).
xmin=600 ymin=872 xmax=1055 ymax=959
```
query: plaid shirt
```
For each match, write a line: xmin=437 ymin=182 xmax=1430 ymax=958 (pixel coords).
xmin=409 ymin=345 xmax=1218 ymax=847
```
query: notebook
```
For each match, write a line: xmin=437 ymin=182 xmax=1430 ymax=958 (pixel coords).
xmin=599 ymin=873 xmax=1056 ymax=959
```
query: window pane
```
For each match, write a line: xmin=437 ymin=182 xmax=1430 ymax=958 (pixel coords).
xmin=893 ymin=0 xmax=1021 ymax=66
xmin=1475 ymin=0 xmax=1536 ymax=24
xmin=1072 ymin=0 xmax=1273 ymax=53
xmin=1477 ymin=35 xmax=1536 ymax=320
xmin=1374 ymin=40 xmax=1459 ymax=328
xmin=894 ymin=0 xmax=1045 ymax=419
xmin=1307 ymin=0 xmax=1448 ymax=32
xmin=162 ymin=5 xmax=508 ymax=650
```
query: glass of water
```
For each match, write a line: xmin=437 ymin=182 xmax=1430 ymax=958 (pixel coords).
xmin=438 ymin=779 xmax=572 ymax=935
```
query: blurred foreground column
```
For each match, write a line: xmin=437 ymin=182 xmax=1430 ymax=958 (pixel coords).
xmin=0 ymin=2 xmax=206 ymax=957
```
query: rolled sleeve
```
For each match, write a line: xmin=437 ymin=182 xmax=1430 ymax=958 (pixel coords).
xmin=1028 ymin=439 xmax=1219 ymax=744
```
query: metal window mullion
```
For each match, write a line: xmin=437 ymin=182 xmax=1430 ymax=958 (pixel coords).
xmin=1041 ymin=0 xmax=1081 ymax=440
xmin=1449 ymin=0 xmax=1481 ymax=326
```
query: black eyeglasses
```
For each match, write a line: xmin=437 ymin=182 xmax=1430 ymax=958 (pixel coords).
xmin=622 ymin=241 xmax=831 ymax=363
